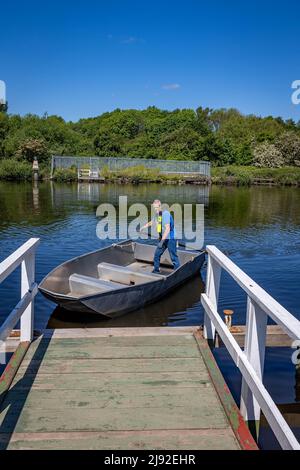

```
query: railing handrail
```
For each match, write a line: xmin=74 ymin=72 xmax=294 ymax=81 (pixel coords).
xmin=0 ymin=238 xmax=40 ymax=343
xmin=0 ymin=238 xmax=39 ymax=284
xmin=202 ymin=293 xmax=300 ymax=450
xmin=202 ymin=245 xmax=300 ymax=450
xmin=206 ymin=245 xmax=300 ymax=340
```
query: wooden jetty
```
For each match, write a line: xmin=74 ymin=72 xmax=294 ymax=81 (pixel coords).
xmin=0 ymin=239 xmax=300 ymax=450
xmin=0 ymin=327 xmax=256 ymax=450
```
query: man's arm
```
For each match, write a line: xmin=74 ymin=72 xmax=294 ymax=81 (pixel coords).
xmin=140 ymin=220 xmax=152 ymax=231
xmin=161 ymin=224 xmax=170 ymax=241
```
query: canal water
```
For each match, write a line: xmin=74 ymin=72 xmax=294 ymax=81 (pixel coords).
xmin=0 ymin=180 xmax=300 ymax=449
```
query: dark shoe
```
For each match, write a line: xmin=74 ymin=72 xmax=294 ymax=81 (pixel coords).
xmin=152 ymin=269 xmax=160 ymax=274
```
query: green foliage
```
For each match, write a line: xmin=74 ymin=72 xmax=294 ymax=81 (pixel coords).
xmin=0 ymin=159 xmax=32 ymax=180
xmin=101 ymin=164 xmax=161 ymax=181
xmin=52 ymin=167 xmax=77 ymax=182
xmin=103 ymin=164 xmax=191 ymax=182
xmin=0 ymin=106 xmax=300 ymax=171
xmin=212 ymin=166 xmax=300 ymax=186
xmin=15 ymin=138 xmax=50 ymax=163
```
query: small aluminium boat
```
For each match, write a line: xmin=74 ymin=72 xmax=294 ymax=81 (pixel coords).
xmin=39 ymin=240 xmax=205 ymax=318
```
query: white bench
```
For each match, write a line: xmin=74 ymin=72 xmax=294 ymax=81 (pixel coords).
xmin=97 ymin=262 xmax=165 ymax=286
xmin=133 ymin=242 xmax=196 ymax=266
xmin=69 ymin=273 xmax=123 ymax=296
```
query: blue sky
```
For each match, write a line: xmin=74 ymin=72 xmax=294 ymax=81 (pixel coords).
xmin=1 ymin=0 xmax=300 ymax=121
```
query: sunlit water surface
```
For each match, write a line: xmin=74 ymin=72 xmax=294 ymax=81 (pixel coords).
xmin=1 ymin=181 xmax=300 ymax=449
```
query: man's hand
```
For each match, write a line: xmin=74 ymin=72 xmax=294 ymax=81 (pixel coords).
xmin=140 ymin=221 xmax=152 ymax=233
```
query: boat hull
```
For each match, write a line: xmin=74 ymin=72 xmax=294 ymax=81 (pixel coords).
xmin=39 ymin=241 xmax=205 ymax=319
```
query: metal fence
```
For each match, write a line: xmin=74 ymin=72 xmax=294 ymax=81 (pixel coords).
xmin=51 ymin=156 xmax=211 ymax=177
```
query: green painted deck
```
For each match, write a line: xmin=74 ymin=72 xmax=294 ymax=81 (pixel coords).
xmin=0 ymin=327 xmax=256 ymax=450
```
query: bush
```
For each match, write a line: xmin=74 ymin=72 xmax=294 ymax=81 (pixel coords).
xmin=52 ymin=168 xmax=77 ymax=182
xmin=275 ymin=132 xmax=300 ymax=166
xmin=15 ymin=138 xmax=50 ymax=163
xmin=253 ymin=142 xmax=284 ymax=168
xmin=0 ymin=159 xmax=32 ymax=180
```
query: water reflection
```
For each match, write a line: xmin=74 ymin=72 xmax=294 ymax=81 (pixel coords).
xmin=50 ymin=181 xmax=211 ymax=207
xmin=1 ymin=181 xmax=300 ymax=450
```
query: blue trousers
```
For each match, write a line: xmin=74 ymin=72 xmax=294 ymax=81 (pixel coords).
xmin=153 ymin=239 xmax=180 ymax=271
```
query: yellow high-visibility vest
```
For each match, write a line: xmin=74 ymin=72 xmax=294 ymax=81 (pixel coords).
xmin=157 ymin=212 xmax=162 ymax=239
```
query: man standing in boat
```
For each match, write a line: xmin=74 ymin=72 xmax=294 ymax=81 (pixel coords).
xmin=141 ymin=200 xmax=180 ymax=274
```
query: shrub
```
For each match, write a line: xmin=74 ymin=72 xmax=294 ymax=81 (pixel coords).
xmin=0 ymin=159 xmax=32 ymax=180
xmin=52 ymin=168 xmax=77 ymax=182
xmin=275 ymin=132 xmax=300 ymax=165
xmin=15 ymin=138 xmax=50 ymax=163
xmin=253 ymin=142 xmax=284 ymax=168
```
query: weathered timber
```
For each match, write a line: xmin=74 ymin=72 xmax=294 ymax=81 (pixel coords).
xmin=0 ymin=328 xmax=256 ymax=450
xmin=220 ymin=325 xmax=294 ymax=348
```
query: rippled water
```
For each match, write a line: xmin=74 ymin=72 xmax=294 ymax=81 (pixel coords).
xmin=0 ymin=181 xmax=300 ymax=448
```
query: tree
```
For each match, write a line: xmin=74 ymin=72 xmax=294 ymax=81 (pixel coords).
xmin=194 ymin=134 xmax=237 ymax=166
xmin=15 ymin=138 xmax=50 ymax=163
xmin=0 ymin=105 xmax=299 ymax=167
xmin=0 ymin=112 xmax=9 ymax=157
xmin=195 ymin=107 xmax=213 ymax=136
xmin=94 ymin=131 xmax=122 ymax=157
xmin=253 ymin=142 xmax=284 ymax=168
xmin=275 ymin=132 xmax=300 ymax=165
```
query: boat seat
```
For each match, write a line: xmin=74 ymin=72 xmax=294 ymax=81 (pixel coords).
xmin=133 ymin=242 xmax=174 ymax=267
xmin=97 ymin=262 xmax=165 ymax=286
xmin=69 ymin=273 xmax=123 ymax=296
xmin=133 ymin=242 xmax=197 ymax=266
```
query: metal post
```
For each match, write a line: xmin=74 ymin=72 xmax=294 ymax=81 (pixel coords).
xmin=240 ymin=296 xmax=267 ymax=440
xmin=224 ymin=309 xmax=234 ymax=330
xmin=203 ymin=255 xmax=221 ymax=343
xmin=20 ymin=251 xmax=35 ymax=342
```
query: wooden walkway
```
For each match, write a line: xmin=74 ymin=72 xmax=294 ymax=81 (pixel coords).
xmin=0 ymin=327 xmax=257 ymax=450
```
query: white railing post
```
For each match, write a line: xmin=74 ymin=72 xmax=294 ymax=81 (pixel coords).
xmin=20 ymin=250 xmax=36 ymax=342
xmin=203 ymin=254 xmax=221 ymax=341
xmin=240 ymin=297 xmax=267 ymax=433
xmin=201 ymin=245 xmax=300 ymax=449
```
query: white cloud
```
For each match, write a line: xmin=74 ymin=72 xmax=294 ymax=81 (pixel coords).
xmin=161 ymin=83 xmax=181 ymax=90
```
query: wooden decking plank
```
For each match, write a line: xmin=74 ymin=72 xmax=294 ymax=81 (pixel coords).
xmin=0 ymin=331 xmax=245 ymax=450
xmin=24 ymin=345 xmax=201 ymax=360
xmin=27 ymin=335 xmax=197 ymax=350
xmin=17 ymin=357 xmax=205 ymax=374
xmin=1 ymin=429 xmax=240 ymax=450
xmin=0 ymin=403 xmax=229 ymax=433
xmin=0 ymin=383 xmax=218 ymax=411
xmin=9 ymin=370 xmax=211 ymax=391
xmin=41 ymin=327 xmax=198 ymax=339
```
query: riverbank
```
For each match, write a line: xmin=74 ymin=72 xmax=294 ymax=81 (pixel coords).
xmin=211 ymin=166 xmax=300 ymax=186
xmin=38 ymin=165 xmax=300 ymax=186
xmin=1 ymin=160 xmax=300 ymax=186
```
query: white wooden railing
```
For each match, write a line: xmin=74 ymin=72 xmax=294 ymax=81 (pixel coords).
xmin=202 ymin=245 xmax=300 ymax=450
xmin=0 ymin=238 xmax=40 ymax=346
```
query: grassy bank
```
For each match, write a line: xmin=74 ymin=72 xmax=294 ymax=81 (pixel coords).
xmin=52 ymin=165 xmax=209 ymax=184
xmin=211 ymin=166 xmax=300 ymax=186
xmin=0 ymin=159 xmax=51 ymax=181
